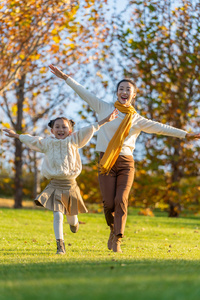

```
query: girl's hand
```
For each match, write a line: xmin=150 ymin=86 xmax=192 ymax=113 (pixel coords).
xmin=185 ymin=133 xmax=200 ymax=141
xmin=3 ymin=129 xmax=19 ymax=139
xmin=98 ymin=109 xmax=118 ymax=127
xmin=106 ymin=108 xmax=119 ymax=122
xmin=49 ymin=64 xmax=69 ymax=80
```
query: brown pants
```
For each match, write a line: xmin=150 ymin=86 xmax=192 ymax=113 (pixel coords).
xmin=98 ymin=153 xmax=135 ymax=237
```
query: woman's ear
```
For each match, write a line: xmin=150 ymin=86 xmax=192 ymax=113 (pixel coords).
xmin=50 ymin=128 xmax=54 ymax=134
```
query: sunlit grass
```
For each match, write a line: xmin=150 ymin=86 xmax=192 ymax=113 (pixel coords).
xmin=0 ymin=208 xmax=200 ymax=300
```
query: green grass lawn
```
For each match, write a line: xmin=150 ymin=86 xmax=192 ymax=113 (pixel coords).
xmin=0 ymin=207 xmax=200 ymax=300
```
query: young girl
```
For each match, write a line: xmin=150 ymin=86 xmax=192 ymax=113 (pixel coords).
xmin=49 ymin=64 xmax=200 ymax=253
xmin=3 ymin=109 xmax=118 ymax=254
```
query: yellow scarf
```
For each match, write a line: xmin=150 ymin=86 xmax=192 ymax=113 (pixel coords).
xmin=99 ymin=101 xmax=137 ymax=174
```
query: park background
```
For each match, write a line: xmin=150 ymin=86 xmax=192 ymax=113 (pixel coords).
xmin=0 ymin=1 xmax=200 ymax=300
xmin=0 ymin=0 xmax=199 ymax=217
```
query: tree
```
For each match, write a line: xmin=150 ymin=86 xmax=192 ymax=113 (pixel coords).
xmin=0 ymin=0 xmax=110 ymax=207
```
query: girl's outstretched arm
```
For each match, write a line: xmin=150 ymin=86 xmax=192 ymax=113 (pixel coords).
xmin=3 ymin=129 xmax=19 ymax=139
xmin=3 ymin=129 xmax=46 ymax=153
xmin=72 ymin=109 xmax=118 ymax=148
xmin=98 ymin=108 xmax=118 ymax=127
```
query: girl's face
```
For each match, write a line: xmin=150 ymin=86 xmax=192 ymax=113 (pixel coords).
xmin=51 ymin=119 xmax=71 ymax=139
xmin=117 ymin=81 xmax=136 ymax=107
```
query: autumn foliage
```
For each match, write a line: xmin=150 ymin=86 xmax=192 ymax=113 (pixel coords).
xmin=0 ymin=0 xmax=110 ymax=207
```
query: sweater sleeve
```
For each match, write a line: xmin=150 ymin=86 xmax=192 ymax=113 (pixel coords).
xmin=19 ymin=134 xmax=46 ymax=152
xmin=65 ymin=77 xmax=109 ymax=114
xmin=137 ymin=115 xmax=187 ymax=139
xmin=71 ymin=123 xmax=100 ymax=148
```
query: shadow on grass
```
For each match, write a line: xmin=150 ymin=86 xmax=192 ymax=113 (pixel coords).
xmin=0 ymin=258 xmax=200 ymax=300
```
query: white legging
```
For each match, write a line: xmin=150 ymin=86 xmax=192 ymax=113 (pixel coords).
xmin=53 ymin=211 xmax=78 ymax=240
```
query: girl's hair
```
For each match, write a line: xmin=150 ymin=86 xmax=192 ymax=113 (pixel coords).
xmin=48 ymin=117 xmax=75 ymax=132
xmin=116 ymin=78 xmax=137 ymax=106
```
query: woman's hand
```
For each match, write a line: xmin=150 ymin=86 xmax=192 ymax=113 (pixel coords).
xmin=3 ymin=129 xmax=19 ymax=139
xmin=49 ymin=64 xmax=69 ymax=80
xmin=185 ymin=133 xmax=200 ymax=141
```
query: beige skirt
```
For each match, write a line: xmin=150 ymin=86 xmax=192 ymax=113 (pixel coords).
xmin=34 ymin=179 xmax=88 ymax=215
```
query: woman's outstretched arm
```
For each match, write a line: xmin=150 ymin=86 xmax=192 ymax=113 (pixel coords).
xmin=136 ymin=115 xmax=200 ymax=141
xmin=49 ymin=64 xmax=69 ymax=81
xmin=185 ymin=133 xmax=200 ymax=141
xmin=49 ymin=64 xmax=110 ymax=114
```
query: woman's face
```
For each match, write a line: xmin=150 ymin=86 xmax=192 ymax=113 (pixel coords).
xmin=51 ymin=119 xmax=70 ymax=139
xmin=117 ymin=81 xmax=136 ymax=107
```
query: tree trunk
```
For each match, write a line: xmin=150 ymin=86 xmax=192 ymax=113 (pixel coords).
xmin=33 ymin=151 xmax=41 ymax=199
xmin=14 ymin=74 xmax=25 ymax=208
xmin=168 ymin=201 xmax=182 ymax=217
xmin=168 ymin=139 xmax=183 ymax=217
xmin=14 ymin=138 xmax=23 ymax=208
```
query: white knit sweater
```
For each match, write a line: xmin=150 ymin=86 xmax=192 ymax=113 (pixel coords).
xmin=66 ymin=77 xmax=187 ymax=155
xmin=19 ymin=123 xmax=99 ymax=180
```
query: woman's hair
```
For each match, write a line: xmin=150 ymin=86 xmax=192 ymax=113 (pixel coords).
xmin=116 ymin=78 xmax=137 ymax=106
xmin=48 ymin=117 xmax=75 ymax=132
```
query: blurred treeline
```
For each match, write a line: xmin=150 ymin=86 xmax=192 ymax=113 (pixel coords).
xmin=1 ymin=163 xmax=199 ymax=215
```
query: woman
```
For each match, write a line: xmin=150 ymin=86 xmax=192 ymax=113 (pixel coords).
xmin=49 ymin=64 xmax=200 ymax=253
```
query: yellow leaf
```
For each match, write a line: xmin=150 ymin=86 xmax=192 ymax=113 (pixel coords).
xmin=23 ymin=188 xmax=30 ymax=195
xmin=51 ymin=29 xmax=57 ymax=35
xmin=69 ymin=43 xmax=76 ymax=49
xmin=39 ymin=67 xmax=46 ymax=74
xmin=138 ymin=208 xmax=154 ymax=217
xmin=80 ymin=183 xmax=85 ymax=189
xmin=96 ymin=71 xmax=103 ymax=79
xmin=2 ymin=123 xmax=10 ymax=128
xmin=30 ymin=54 xmax=40 ymax=60
xmin=139 ymin=170 xmax=146 ymax=175
xmin=52 ymin=36 xmax=60 ymax=44
xmin=51 ymin=44 xmax=59 ymax=53
xmin=83 ymin=194 xmax=89 ymax=200
xmin=11 ymin=105 xmax=18 ymax=116
xmin=23 ymin=107 xmax=30 ymax=113
xmin=3 ymin=178 xmax=12 ymax=183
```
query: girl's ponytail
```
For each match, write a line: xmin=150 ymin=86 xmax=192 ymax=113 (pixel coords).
xmin=48 ymin=120 xmax=54 ymax=128
xmin=69 ymin=119 xmax=75 ymax=129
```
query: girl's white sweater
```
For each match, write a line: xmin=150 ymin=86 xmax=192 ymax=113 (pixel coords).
xmin=19 ymin=123 xmax=99 ymax=180
xmin=66 ymin=77 xmax=187 ymax=155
